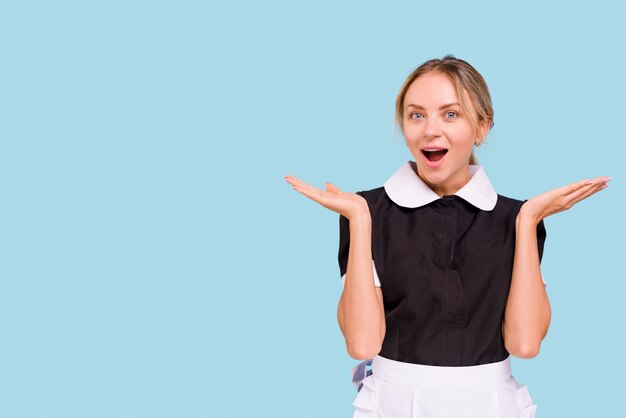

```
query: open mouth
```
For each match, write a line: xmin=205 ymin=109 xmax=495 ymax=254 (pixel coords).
xmin=421 ymin=148 xmax=449 ymax=162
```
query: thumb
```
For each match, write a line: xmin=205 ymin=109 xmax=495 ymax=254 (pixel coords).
xmin=325 ymin=182 xmax=341 ymax=194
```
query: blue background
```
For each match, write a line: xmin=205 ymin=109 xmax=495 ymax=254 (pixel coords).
xmin=1 ymin=1 xmax=623 ymax=417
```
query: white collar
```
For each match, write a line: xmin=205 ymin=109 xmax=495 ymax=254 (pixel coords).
xmin=383 ymin=161 xmax=498 ymax=211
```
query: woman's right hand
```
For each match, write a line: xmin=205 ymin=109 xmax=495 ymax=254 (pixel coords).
xmin=283 ymin=175 xmax=369 ymax=220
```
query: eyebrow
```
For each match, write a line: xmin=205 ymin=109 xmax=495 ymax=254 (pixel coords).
xmin=405 ymin=102 xmax=461 ymax=110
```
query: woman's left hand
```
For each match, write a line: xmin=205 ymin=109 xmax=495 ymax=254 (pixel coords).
xmin=520 ymin=176 xmax=611 ymax=224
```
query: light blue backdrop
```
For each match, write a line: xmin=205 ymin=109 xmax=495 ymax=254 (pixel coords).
xmin=1 ymin=1 xmax=623 ymax=417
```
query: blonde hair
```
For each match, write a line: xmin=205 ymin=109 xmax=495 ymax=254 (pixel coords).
xmin=394 ymin=55 xmax=494 ymax=165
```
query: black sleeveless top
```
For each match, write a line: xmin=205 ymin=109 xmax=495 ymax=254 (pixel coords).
xmin=338 ymin=161 xmax=547 ymax=366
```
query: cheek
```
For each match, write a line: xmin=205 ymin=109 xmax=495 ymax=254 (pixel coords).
xmin=403 ymin=124 xmax=422 ymax=140
xmin=447 ymin=125 xmax=476 ymax=147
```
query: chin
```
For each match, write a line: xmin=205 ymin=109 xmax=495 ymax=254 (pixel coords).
xmin=425 ymin=173 xmax=449 ymax=187
xmin=415 ymin=165 xmax=446 ymax=184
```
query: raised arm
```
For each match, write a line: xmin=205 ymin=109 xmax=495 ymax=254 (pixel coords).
xmin=336 ymin=212 xmax=386 ymax=360
xmin=284 ymin=175 xmax=385 ymax=360
xmin=502 ymin=176 xmax=610 ymax=358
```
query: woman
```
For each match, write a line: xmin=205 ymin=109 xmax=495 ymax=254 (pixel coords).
xmin=284 ymin=55 xmax=609 ymax=418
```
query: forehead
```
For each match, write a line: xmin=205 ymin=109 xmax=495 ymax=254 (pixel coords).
xmin=404 ymin=72 xmax=466 ymax=108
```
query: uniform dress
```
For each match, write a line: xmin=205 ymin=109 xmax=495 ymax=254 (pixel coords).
xmin=338 ymin=161 xmax=547 ymax=418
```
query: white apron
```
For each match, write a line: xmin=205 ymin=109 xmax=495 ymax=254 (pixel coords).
xmin=351 ymin=355 xmax=537 ymax=418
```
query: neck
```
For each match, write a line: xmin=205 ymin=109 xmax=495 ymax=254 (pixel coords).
xmin=420 ymin=166 xmax=472 ymax=198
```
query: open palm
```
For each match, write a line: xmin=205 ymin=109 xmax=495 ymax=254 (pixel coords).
xmin=284 ymin=175 xmax=369 ymax=220
xmin=521 ymin=176 xmax=611 ymax=223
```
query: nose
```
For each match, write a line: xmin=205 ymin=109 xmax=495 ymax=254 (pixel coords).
xmin=423 ymin=116 xmax=442 ymax=139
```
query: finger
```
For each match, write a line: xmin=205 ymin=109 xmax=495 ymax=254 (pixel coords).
xmin=285 ymin=176 xmax=321 ymax=196
xmin=562 ymin=177 xmax=610 ymax=207
xmin=563 ymin=176 xmax=611 ymax=193
xmin=292 ymin=181 xmax=323 ymax=199
xmin=562 ymin=185 xmax=604 ymax=209
xmin=557 ymin=178 xmax=594 ymax=196
xmin=562 ymin=182 xmax=600 ymax=205
xmin=325 ymin=182 xmax=341 ymax=194
xmin=284 ymin=175 xmax=343 ymax=209
xmin=284 ymin=175 xmax=309 ymax=188
xmin=291 ymin=180 xmax=334 ymax=206
xmin=284 ymin=175 xmax=299 ymax=187
xmin=556 ymin=176 xmax=609 ymax=202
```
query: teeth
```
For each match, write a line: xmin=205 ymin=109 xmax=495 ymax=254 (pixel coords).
xmin=423 ymin=148 xmax=446 ymax=152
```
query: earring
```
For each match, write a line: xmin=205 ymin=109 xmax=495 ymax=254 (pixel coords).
xmin=474 ymin=141 xmax=480 ymax=147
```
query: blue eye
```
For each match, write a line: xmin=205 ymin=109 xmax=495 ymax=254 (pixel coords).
xmin=409 ymin=112 xmax=423 ymax=120
xmin=445 ymin=111 xmax=458 ymax=119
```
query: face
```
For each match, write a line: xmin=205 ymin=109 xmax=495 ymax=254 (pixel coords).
xmin=402 ymin=72 xmax=488 ymax=197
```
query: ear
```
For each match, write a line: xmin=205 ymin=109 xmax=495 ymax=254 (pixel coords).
xmin=477 ymin=119 xmax=490 ymax=143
